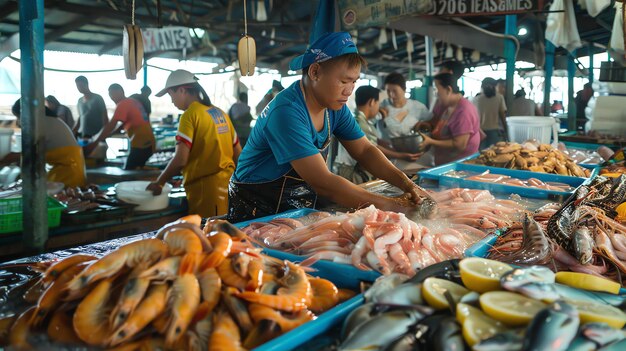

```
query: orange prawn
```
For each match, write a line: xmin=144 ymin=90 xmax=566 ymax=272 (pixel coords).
xmin=197 ymin=267 xmax=221 ymax=313
xmin=42 ymin=254 xmax=96 ymax=288
xmin=139 ymin=255 xmax=181 ymax=282
xmin=164 ymin=227 xmax=204 ymax=255
xmin=164 ymin=254 xmax=201 ymax=347
xmin=307 ymin=278 xmax=339 ymax=313
xmin=188 ymin=301 xmax=213 ymax=351
xmin=109 ymin=268 xmax=151 ymax=329
xmin=108 ymin=284 xmax=169 ymax=346
xmin=9 ymin=306 xmax=35 ymax=350
xmin=22 ymin=277 xmax=44 ymax=304
xmin=246 ymin=258 xmax=264 ymax=291
xmin=156 ymin=214 xmax=212 ymax=252
xmin=248 ymin=303 xmax=314 ymax=332
xmin=47 ymin=308 xmax=82 ymax=344
xmin=209 ymin=310 xmax=245 ymax=351
xmin=217 ymin=258 xmax=248 ymax=291
xmin=236 ymin=261 xmax=311 ymax=312
xmin=201 ymin=232 xmax=232 ymax=269
xmin=32 ymin=262 xmax=88 ymax=326
xmin=72 ymin=276 xmax=116 ymax=346
xmin=65 ymin=238 xmax=167 ymax=296
xmin=337 ymin=288 xmax=357 ymax=302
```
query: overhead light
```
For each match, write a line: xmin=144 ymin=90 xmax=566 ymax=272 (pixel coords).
xmin=190 ymin=28 xmax=206 ymax=38
xmin=518 ymin=27 xmax=528 ymax=37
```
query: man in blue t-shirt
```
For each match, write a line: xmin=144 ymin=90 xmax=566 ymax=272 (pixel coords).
xmin=228 ymin=32 xmax=436 ymax=222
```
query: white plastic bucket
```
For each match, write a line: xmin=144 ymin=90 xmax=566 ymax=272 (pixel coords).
xmin=506 ymin=116 xmax=559 ymax=145
xmin=0 ymin=128 xmax=14 ymax=159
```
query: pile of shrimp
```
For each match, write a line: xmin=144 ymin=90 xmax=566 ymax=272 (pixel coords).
xmin=430 ymin=188 xmax=526 ymax=231
xmin=0 ymin=215 xmax=354 ymax=350
xmin=462 ymin=170 xmax=573 ymax=192
xmin=244 ymin=189 xmax=526 ymax=276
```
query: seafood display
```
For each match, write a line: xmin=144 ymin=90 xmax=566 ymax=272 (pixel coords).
xmin=466 ymin=141 xmax=591 ymax=177
xmin=0 ymin=215 xmax=351 ymax=350
xmin=557 ymin=142 xmax=606 ymax=165
xmin=244 ymin=188 xmax=526 ymax=276
xmin=444 ymin=169 xmax=573 ymax=192
xmin=486 ymin=176 xmax=626 ymax=283
xmin=52 ymin=185 xmax=110 ymax=212
xmin=338 ymin=258 xmax=626 ymax=351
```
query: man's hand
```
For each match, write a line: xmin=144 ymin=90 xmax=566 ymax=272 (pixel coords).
xmin=146 ymin=181 xmax=164 ymax=195
xmin=82 ymin=142 xmax=97 ymax=157
xmin=401 ymin=152 xmax=422 ymax=162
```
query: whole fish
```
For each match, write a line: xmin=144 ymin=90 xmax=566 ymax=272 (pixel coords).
xmin=507 ymin=281 xmax=626 ymax=307
xmin=522 ymin=301 xmax=579 ymax=351
xmin=495 ymin=214 xmax=552 ymax=265
xmin=407 ymin=314 xmax=463 ymax=351
xmin=339 ymin=310 xmax=423 ymax=351
xmin=341 ymin=303 xmax=377 ymax=341
xmin=566 ymin=335 xmax=597 ymax=351
xmin=364 ymin=273 xmax=411 ymax=303
xmin=374 ymin=282 xmax=424 ymax=306
xmin=581 ymin=322 xmax=626 ymax=347
xmin=473 ymin=332 xmax=523 ymax=351
xmin=570 ymin=226 xmax=594 ymax=265
xmin=500 ymin=266 xmax=556 ymax=291
xmin=408 ymin=259 xmax=461 ymax=285
xmin=598 ymin=339 xmax=626 ymax=351
xmin=384 ymin=332 xmax=417 ymax=351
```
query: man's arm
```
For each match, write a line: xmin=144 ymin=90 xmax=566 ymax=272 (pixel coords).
xmin=146 ymin=143 xmax=190 ymax=194
xmin=233 ymin=142 xmax=242 ymax=165
xmin=291 ymin=151 xmax=415 ymax=212
xmin=421 ymin=133 xmax=470 ymax=153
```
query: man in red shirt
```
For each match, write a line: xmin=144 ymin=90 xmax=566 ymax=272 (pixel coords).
xmin=86 ymin=84 xmax=156 ymax=169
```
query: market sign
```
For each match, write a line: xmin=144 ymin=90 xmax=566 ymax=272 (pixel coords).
xmin=428 ymin=0 xmax=544 ymax=16
xmin=338 ymin=0 xmax=432 ymax=30
xmin=141 ymin=26 xmax=193 ymax=53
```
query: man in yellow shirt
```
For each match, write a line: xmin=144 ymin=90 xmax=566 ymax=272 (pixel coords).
xmin=146 ymin=70 xmax=242 ymax=217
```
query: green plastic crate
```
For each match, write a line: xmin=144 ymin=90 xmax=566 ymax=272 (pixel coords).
xmin=0 ymin=196 xmax=65 ymax=234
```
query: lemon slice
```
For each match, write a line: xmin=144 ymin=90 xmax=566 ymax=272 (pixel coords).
xmin=566 ymin=299 xmax=626 ymax=329
xmin=422 ymin=277 xmax=470 ymax=310
xmin=459 ymin=257 xmax=512 ymax=293
xmin=456 ymin=303 xmax=508 ymax=346
xmin=555 ymin=272 xmax=621 ymax=294
xmin=480 ymin=291 xmax=546 ymax=326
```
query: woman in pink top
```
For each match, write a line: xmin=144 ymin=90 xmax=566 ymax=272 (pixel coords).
xmin=419 ymin=73 xmax=480 ymax=166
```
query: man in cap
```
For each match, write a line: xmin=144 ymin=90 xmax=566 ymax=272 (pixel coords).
xmin=228 ymin=32 xmax=434 ymax=222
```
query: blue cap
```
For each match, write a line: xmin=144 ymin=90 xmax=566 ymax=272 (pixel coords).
xmin=289 ymin=32 xmax=359 ymax=71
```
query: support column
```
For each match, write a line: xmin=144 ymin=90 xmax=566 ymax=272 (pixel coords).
xmin=143 ymin=57 xmax=148 ymax=87
xmin=588 ymin=44 xmax=594 ymax=83
xmin=543 ymin=41 xmax=555 ymax=116
xmin=424 ymin=36 xmax=435 ymax=107
xmin=504 ymin=15 xmax=516 ymax=112
xmin=568 ymin=50 xmax=577 ymax=131
xmin=19 ymin=0 xmax=47 ymax=251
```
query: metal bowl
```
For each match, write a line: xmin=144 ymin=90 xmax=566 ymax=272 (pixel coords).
xmin=390 ymin=133 xmax=427 ymax=153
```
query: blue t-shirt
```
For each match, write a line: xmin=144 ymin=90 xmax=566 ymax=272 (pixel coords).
xmin=234 ymin=81 xmax=364 ymax=183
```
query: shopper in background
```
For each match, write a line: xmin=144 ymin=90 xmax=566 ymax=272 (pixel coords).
xmin=2 ymin=99 xmax=86 ymax=187
xmin=255 ymin=80 xmax=284 ymax=115
xmin=575 ymin=82 xmax=594 ymax=128
xmin=73 ymin=75 xmax=108 ymax=140
xmin=418 ymin=73 xmax=481 ymax=165
xmin=379 ymin=72 xmax=431 ymax=140
xmin=228 ymin=92 xmax=253 ymax=146
xmin=147 ymin=70 xmax=241 ymax=217
xmin=509 ymin=89 xmax=541 ymax=116
xmin=45 ymin=95 xmax=75 ymax=129
xmin=496 ymin=78 xmax=506 ymax=97
xmin=473 ymin=77 xmax=507 ymax=149
xmin=334 ymin=85 xmax=421 ymax=184
xmin=130 ymin=86 xmax=152 ymax=118
xmin=86 ymin=84 xmax=156 ymax=169
xmin=430 ymin=60 xmax=465 ymax=125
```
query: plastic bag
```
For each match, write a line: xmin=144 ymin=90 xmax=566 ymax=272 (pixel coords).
xmin=578 ymin=0 xmax=611 ymax=17
xmin=610 ymin=2 xmax=625 ymax=52
xmin=545 ymin=0 xmax=582 ymax=52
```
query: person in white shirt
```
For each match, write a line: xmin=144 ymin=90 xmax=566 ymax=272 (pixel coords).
xmin=509 ymin=89 xmax=541 ymax=116
xmin=473 ymin=77 xmax=507 ymax=148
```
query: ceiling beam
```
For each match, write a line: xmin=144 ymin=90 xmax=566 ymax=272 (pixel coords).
xmin=0 ymin=1 xmax=17 ymax=21
xmin=45 ymin=16 xmax=97 ymax=43
xmin=388 ymin=16 xmax=538 ymax=65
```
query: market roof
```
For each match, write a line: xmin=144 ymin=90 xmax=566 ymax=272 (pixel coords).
xmin=0 ymin=0 xmax=617 ymax=77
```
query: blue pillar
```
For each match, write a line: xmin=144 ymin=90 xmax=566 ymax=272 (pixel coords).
xmin=504 ymin=15 xmax=517 ymax=113
xmin=143 ymin=57 xmax=148 ymax=87
xmin=543 ymin=41 xmax=555 ymax=116
xmin=19 ymin=0 xmax=47 ymax=250
xmin=588 ymin=44 xmax=594 ymax=83
xmin=424 ymin=36 xmax=435 ymax=107
xmin=568 ymin=50 xmax=577 ymax=131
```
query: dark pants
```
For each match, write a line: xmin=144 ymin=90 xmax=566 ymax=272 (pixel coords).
xmin=481 ymin=129 xmax=503 ymax=149
xmin=124 ymin=146 xmax=154 ymax=170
